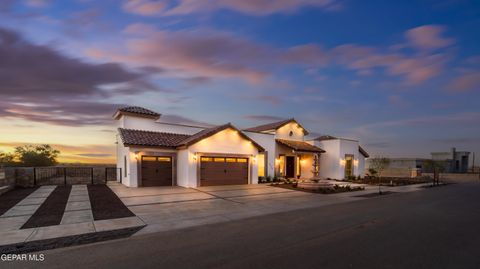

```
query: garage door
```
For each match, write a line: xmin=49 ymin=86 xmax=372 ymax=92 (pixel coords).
xmin=200 ymin=157 xmax=249 ymax=186
xmin=141 ymin=156 xmax=173 ymax=186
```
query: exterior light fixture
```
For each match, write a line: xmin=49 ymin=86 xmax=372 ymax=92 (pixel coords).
xmin=354 ymin=159 xmax=359 ymax=166
xmin=339 ymin=159 xmax=346 ymax=166
xmin=193 ymin=153 xmax=198 ymax=161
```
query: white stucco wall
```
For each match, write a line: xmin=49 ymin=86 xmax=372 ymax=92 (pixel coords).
xmin=313 ymin=139 xmax=341 ymax=179
xmin=244 ymin=131 xmax=275 ymax=177
xmin=183 ymin=128 xmax=259 ymax=187
xmin=275 ymin=122 xmax=305 ymax=141
xmin=313 ymin=138 xmax=364 ymax=179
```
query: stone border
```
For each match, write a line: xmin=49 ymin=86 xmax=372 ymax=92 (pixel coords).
xmin=0 ymin=225 xmax=145 ymax=254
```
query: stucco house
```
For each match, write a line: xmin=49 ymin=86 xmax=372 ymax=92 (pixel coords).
xmin=114 ymin=106 xmax=369 ymax=187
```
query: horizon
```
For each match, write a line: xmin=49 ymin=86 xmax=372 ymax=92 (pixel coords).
xmin=0 ymin=0 xmax=479 ymax=165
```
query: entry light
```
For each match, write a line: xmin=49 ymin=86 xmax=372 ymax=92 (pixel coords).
xmin=339 ymin=159 xmax=346 ymax=166
xmin=193 ymin=153 xmax=198 ymax=161
xmin=354 ymin=159 xmax=359 ymax=166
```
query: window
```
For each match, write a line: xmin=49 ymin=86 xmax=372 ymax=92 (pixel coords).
xmin=296 ymin=156 xmax=301 ymax=178
xmin=258 ymin=154 xmax=265 ymax=177
xmin=278 ymin=155 xmax=285 ymax=176
xmin=124 ymin=156 xmax=127 ymax=177
xmin=344 ymin=154 xmax=354 ymax=177
xmin=237 ymin=158 xmax=247 ymax=163
xmin=214 ymin=157 xmax=225 ymax=162
xmin=142 ymin=156 xmax=156 ymax=161
xmin=226 ymin=158 xmax=237 ymax=162
xmin=201 ymin=157 xmax=213 ymax=162
xmin=158 ymin=157 xmax=171 ymax=162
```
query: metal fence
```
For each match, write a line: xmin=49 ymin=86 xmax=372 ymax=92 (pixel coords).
xmin=33 ymin=167 xmax=121 ymax=186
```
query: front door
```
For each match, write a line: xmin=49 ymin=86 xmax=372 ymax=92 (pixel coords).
xmin=286 ymin=156 xmax=295 ymax=178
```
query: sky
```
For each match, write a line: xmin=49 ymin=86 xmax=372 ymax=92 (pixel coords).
xmin=0 ymin=0 xmax=479 ymax=164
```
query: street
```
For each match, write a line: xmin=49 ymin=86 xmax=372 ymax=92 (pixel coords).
xmin=4 ymin=183 xmax=480 ymax=269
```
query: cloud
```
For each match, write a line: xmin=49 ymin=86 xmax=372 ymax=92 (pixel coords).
xmin=448 ymin=70 xmax=480 ymax=92
xmin=333 ymin=43 xmax=447 ymax=85
xmin=24 ymin=0 xmax=50 ymax=8
xmin=123 ymin=0 xmax=166 ymax=16
xmin=405 ymin=25 xmax=455 ymax=51
xmin=122 ymin=0 xmax=340 ymax=16
xmin=0 ymin=27 xmax=161 ymax=126
xmin=244 ymin=115 xmax=285 ymax=122
xmin=93 ymin=29 xmax=272 ymax=83
xmin=90 ymin=25 xmax=453 ymax=86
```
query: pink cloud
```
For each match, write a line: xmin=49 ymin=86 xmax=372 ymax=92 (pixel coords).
xmin=122 ymin=0 xmax=339 ymax=16
xmin=90 ymin=29 xmax=270 ymax=83
xmin=448 ymin=71 xmax=480 ymax=92
xmin=405 ymin=25 xmax=455 ymax=50
xmin=123 ymin=0 xmax=166 ymax=16
xmin=24 ymin=0 xmax=50 ymax=8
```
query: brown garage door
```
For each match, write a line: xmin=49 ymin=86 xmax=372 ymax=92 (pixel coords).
xmin=200 ymin=157 xmax=249 ymax=186
xmin=141 ymin=156 xmax=173 ymax=187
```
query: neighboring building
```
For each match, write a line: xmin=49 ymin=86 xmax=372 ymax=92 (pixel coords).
xmin=431 ymin=147 xmax=470 ymax=173
xmin=114 ymin=106 xmax=369 ymax=187
xmin=369 ymin=158 xmax=431 ymax=177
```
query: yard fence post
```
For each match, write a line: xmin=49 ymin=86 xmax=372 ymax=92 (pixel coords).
xmin=64 ymin=167 xmax=67 ymax=185
xmin=119 ymin=168 xmax=122 ymax=183
xmin=33 ymin=167 xmax=36 ymax=186
xmin=91 ymin=167 xmax=94 ymax=185
xmin=105 ymin=168 xmax=108 ymax=184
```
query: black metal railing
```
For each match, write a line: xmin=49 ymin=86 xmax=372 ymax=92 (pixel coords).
xmin=33 ymin=167 xmax=121 ymax=186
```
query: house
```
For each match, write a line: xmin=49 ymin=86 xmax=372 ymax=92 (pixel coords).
xmin=431 ymin=147 xmax=470 ymax=173
xmin=114 ymin=106 xmax=369 ymax=187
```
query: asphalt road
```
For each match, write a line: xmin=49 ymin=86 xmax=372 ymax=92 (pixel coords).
xmin=4 ymin=183 xmax=480 ymax=269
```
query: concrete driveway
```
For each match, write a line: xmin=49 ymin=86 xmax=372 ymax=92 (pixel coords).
xmin=108 ymin=182 xmax=429 ymax=236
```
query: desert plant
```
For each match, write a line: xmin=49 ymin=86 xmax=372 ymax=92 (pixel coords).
xmin=369 ymin=156 xmax=390 ymax=194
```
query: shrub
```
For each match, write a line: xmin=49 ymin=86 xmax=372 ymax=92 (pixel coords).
xmin=258 ymin=176 xmax=266 ymax=183
xmin=266 ymin=176 xmax=272 ymax=183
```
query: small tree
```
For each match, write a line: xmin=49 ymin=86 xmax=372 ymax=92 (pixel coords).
xmin=14 ymin=145 xmax=60 ymax=167
xmin=424 ymin=159 xmax=444 ymax=186
xmin=0 ymin=151 xmax=16 ymax=167
xmin=369 ymin=156 xmax=390 ymax=194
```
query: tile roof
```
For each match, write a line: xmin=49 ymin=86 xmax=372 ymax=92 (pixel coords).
xmin=276 ymin=139 xmax=325 ymax=153
xmin=359 ymin=146 xmax=369 ymax=158
xmin=114 ymin=106 xmax=160 ymax=120
xmin=118 ymin=128 xmax=190 ymax=148
xmin=244 ymin=118 xmax=309 ymax=135
xmin=118 ymin=124 xmax=265 ymax=151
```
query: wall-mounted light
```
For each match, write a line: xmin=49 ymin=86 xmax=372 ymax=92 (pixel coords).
xmin=193 ymin=153 xmax=198 ymax=161
xmin=251 ymin=155 xmax=257 ymax=163
xmin=354 ymin=159 xmax=359 ymax=166
xmin=300 ymin=159 xmax=306 ymax=165
xmin=275 ymin=158 xmax=280 ymax=164
xmin=339 ymin=159 xmax=346 ymax=166
xmin=134 ymin=151 xmax=139 ymax=160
